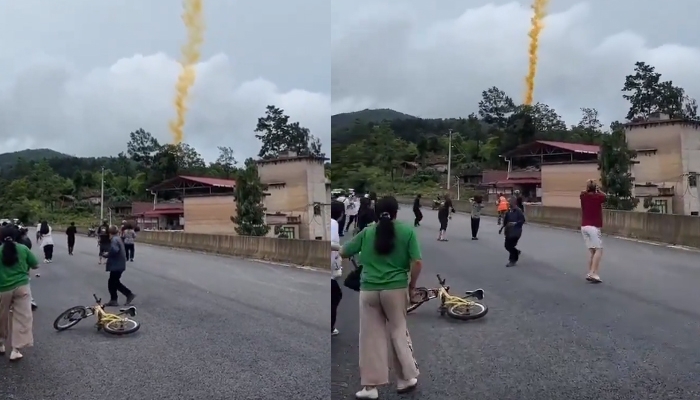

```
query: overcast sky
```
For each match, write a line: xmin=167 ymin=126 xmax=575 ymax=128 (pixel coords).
xmin=332 ymin=0 xmax=700 ymax=128
xmin=0 ymin=0 xmax=330 ymax=161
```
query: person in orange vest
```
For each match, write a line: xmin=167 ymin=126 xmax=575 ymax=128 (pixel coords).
xmin=496 ymin=193 xmax=509 ymax=224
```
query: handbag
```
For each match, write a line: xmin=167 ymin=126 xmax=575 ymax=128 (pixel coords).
xmin=343 ymin=256 xmax=362 ymax=292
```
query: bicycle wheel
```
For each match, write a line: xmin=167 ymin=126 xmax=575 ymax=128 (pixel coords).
xmin=53 ymin=306 xmax=88 ymax=331
xmin=103 ymin=318 xmax=140 ymax=335
xmin=446 ymin=301 xmax=488 ymax=321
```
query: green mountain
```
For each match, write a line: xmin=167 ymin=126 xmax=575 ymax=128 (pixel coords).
xmin=331 ymin=108 xmax=417 ymax=130
xmin=0 ymin=148 xmax=72 ymax=169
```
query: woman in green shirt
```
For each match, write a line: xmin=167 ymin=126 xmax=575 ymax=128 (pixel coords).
xmin=0 ymin=225 xmax=39 ymax=361
xmin=340 ymin=196 xmax=423 ymax=399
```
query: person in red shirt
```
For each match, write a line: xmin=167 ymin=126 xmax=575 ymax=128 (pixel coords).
xmin=580 ymin=179 xmax=606 ymax=283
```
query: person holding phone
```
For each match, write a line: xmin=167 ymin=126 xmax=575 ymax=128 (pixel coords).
xmin=500 ymin=198 xmax=526 ymax=267
xmin=580 ymin=180 xmax=606 ymax=283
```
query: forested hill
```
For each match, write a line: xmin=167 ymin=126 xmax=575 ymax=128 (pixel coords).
xmin=331 ymin=108 xmax=417 ymax=130
xmin=0 ymin=148 xmax=71 ymax=169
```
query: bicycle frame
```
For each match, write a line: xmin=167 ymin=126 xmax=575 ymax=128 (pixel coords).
xmin=85 ymin=295 xmax=134 ymax=327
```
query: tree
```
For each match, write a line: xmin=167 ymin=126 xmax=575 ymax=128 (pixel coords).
xmin=231 ymin=158 xmax=269 ymax=236
xmin=622 ymin=61 xmax=698 ymax=120
xmin=213 ymin=146 xmax=238 ymax=178
xmin=255 ymin=105 xmax=324 ymax=159
xmin=478 ymin=87 xmax=515 ymax=129
xmin=127 ymin=129 xmax=161 ymax=168
xmin=572 ymin=107 xmax=603 ymax=144
xmin=599 ymin=126 xmax=637 ymax=210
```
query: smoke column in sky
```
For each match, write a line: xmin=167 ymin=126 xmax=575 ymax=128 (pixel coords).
xmin=169 ymin=0 xmax=205 ymax=144
xmin=523 ymin=0 xmax=549 ymax=105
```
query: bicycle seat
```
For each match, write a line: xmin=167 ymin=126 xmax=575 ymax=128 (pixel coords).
xmin=465 ymin=288 xmax=485 ymax=300
xmin=119 ymin=306 xmax=137 ymax=317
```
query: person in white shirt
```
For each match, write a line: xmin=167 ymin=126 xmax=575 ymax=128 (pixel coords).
xmin=37 ymin=221 xmax=54 ymax=263
xmin=330 ymin=200 xmax=344 ymax=336
xmin=344 ymin=195 xmax=359 ymax=233
xmin=336 ymin=195 xmax=348 ymax=237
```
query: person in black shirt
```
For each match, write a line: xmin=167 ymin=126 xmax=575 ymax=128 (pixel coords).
xmin=412 ymin=194 xmax=423 ymax=227
xmin=356 ymin=197 xmax=375 ymax=232
xmin=437 ymin=194 xmax=455 ymax=241
xmin=65 ymin=222 xmax=77 ymax=255
xmin=97 ymin=220 xmax=110 ymax=265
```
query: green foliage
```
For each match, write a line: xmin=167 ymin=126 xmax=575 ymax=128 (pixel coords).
xmin=0 ymin=104 xmax=321 ymax=226
xmin=255 ymin=105 xmax=324 ymax=159
xmin=331 ymin=108 xmax=417 ymax=130
xmin=599 ymin=127 xmax=637 ymax=211
xmin=232 ymin=159 xmax=269 ymax=236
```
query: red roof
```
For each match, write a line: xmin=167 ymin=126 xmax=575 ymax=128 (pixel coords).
xmin=178 ymin=176 xmax=236 ymax=188
xmin=535 ymin=141 xmax=599 ymax=154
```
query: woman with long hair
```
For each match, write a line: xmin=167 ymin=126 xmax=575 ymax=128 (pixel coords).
xmin=0 ymin=224 xmax=39 ymax=361
xmin=330 ymin=200 xmax=344 ymax=336
xmin=37 ymin=220 xmax=54 ymax=263
xmin=356 ymin=197 xmax=376 ymax=233
xmin=340 ymin=196 xmax=422 ymax=399
xmin=437 ymin=194 xmax=455 ymax=241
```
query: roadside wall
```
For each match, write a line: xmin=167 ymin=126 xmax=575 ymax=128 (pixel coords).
xmin=396 ymin=197 xmax=700 ymax=249
xmin=54 ymin=226 xmax=330 ymax=269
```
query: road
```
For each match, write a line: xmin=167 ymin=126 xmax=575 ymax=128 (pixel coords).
xmin=331 ymin=208 xmax=700 ymax=400
xmin=0 ymin=230 xmax=329 ymax=400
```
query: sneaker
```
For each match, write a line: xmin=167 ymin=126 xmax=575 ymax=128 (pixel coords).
xmin=35 ymin=273 xmax=40 ymax=277
xmin=331 ymin=328 xmax=339 ymax=336
xmin=125 ymin=294 xmax=136 ymax=305
xmin=589 ymin=274 xmax=602 ymax=283
xmin=355 ymin=387 xmax=378 ymax=399
xmin=104 ymin=300 xmax=119 ymax=307
xmin=43 ymin=259 xmax=49 ymax=263
xmin=397 ymin=377 xmax=418 ymax=393
xmin=0 ymin=342 xmax=5 ymax=354
xmin=9 ymin=349 xmax=22 ymax=361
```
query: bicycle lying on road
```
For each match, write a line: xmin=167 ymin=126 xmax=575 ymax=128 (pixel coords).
xmin=407 ymin=274 xmax=488 ymax=321
xmin=53 ymin=294 xmax=141 ymax=335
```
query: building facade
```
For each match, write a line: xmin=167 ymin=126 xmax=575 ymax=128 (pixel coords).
xmin=625 ymin=115 xmax=700 ymax=215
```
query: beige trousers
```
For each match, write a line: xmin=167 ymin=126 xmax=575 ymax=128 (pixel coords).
xmin=0 ymin=284 xmax=34 ymax=349
xmin=359 ymin=288 xmax=419 ymax=386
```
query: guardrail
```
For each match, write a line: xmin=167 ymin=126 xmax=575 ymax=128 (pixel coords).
xmin=53 ymin=226 xmax=330 ymax=269
xmin=396 ymin=196 xmax=700 ymax=249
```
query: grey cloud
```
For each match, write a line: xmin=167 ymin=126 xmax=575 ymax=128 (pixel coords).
xmin=0 ymin=0 xmax=330 ymax=161
xmin=331 ymin=0 xmax=700 ymax=127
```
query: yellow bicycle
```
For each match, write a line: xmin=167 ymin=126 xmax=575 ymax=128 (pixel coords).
xmin=53 ymin=294 xmax=140 ymax=335
xmin=408 ymin=274 xmax=488 ymax=321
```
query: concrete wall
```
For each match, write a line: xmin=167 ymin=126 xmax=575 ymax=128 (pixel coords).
xmin=397 ymin=197 xmax=700 ymax=249
xmin=56 ymin=225 xmax=330 ymax=269
xmin=184 ymin=195 xmax=236 ymax=234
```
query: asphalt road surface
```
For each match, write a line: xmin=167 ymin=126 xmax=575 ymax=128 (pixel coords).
xmin=331 ymin=208 xmax=700 ymax=400
xmin=0 ymin=230 xmax=329 ymax=400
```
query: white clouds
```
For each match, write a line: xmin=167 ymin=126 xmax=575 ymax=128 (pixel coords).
xmin=331 ymin=0 xmax=700 ymax=127
xmin=0 ymin=52 xmax=330 ymax=161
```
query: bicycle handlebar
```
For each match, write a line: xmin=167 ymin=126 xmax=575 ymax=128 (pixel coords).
xmin=93 ymin=294 xmax=101 ymax=303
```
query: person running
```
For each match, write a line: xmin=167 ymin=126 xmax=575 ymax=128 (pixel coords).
xmin=470 ymin=195 xmax=485 ymax=240
xmin=103 ymin=226 xmax=136 ymax=307
xmin=580 ymin=179 xmax=606 ymax=283
xmin=437 ymin=194 xmax=455 ymax=241
xmin=97 ymin=220 xmax=110 ymax=265
xmin=500 ymin=198 xmax=526 ymax=267
xmin=330 ymin=200 xmax=344 ymax=336
xmin=0 ymin=224 xmax=39 ymax=361
xmin=340 ymin=196 xmax=422 ymax=399
xmin=122 ymin=223 xmax=137 ymax=262
xmin=496 ymin=193 xmax=508 ymax=224
xmin=65 ymin=222 xmax=77 ymax=255
xmin=412 ymin=194 xmax=423 ymax=227
xmin=37 ymin=221 xmax=54 ymax=263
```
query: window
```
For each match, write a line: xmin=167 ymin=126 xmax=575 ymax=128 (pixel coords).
xmin=652 ymin=199 xmax=668 ymax=214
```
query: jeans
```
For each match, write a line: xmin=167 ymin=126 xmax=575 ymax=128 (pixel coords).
xmin=471 ymin=217 xmax=480 ymax=238
xmin=413 ymin=210 xmax=423 ymax=227
xmin=124 ymin=244 xmax=135 ymax=260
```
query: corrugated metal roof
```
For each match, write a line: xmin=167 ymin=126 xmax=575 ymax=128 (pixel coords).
xmin=179 ymin=175 xmax=236 ymax=188
xmin=536 ymin=141 xmax=600 ymax=154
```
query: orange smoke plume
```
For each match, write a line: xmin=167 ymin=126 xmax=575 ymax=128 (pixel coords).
xmin=169 ymin=0 xmax=205 ymax=144
xmin=523 ymin=0 xmax=549 ymax=106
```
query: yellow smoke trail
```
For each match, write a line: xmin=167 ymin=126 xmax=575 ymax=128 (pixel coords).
xmin=169 ymin=0 xmax=205 ymax=144
xmin=523 ymin=0 xmax=549 ymax=106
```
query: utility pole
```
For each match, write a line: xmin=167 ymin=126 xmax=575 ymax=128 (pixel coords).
xmin=100 ymin=167 xmax=105 ymax=221
xmin=447 ymin=129 xmax=453 ymax=190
